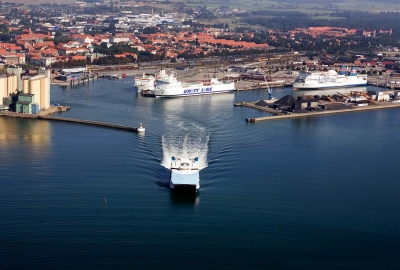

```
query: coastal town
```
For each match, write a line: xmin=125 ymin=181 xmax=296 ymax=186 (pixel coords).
xmin=3 ymin=1 xmax=400 ymax=268
xmin=0 ymin=1 xmax=399 ymax=70
xmin=1 ymin=0 xmax=400 ymax=119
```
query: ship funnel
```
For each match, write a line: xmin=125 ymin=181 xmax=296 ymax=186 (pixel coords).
xmin=339 ymin=65 xmax=347 ymax=75
xmin=349 ymin=67 xmax=357 ymax=76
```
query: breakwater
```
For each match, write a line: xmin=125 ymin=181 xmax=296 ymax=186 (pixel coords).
xmin=0 ymin=111 xmax=141 ymax=132
xmin=37 ymin=116 xmax=139 ymax=132
xmin=234 ymin=101 xmax=281 ymax=115
xmin=245 ymin=102 xmax=400 ymax=123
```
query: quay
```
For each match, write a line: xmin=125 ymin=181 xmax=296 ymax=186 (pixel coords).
xmin=244 ymin=102 xmax=400 ymax=123
xmin=234 ymin=101 xmax=281 ymax=115
xmin=0 ymin=107 xmax=142 ymax=133
xmin=51 ymin=73 xmax=98 ymax=86
xmin=367 ymin=81 xmax=400 ymax=89
xmin=0 ymin=105 xmax=71 ymax=117
xmin=234 ymin=80 xmax=291 ymax=91
xmin=37 ymin=116 xmax=140 ymax=132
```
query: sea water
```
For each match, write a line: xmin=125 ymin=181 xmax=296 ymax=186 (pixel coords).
xmin=0 ymin=78 xmax=399 ymax=269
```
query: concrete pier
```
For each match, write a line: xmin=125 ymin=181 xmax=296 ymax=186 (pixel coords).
xmin=0 ymin=109 xmax=141 ymax=133
xmin=37 ymin=116 xmax=139 ymax=132
xmin=245 ymin=102 xmax=400 ymax=123
xmin=235 ymin=102 xmax=281 ymax=115
xmin=234 ymin=80 xmax=290 ymax=91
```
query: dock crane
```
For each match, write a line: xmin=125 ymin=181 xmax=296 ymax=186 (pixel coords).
xmin=263 ymin=72 xmax=274 ymax=100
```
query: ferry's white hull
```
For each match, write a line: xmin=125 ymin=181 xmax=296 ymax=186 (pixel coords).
xmin=153 ymin=83 xmax=235 ymax=97
xmin=170 ymin=180 xmax=200 ymax=190
xmin=293 ymin=81 xmax=367 ymax=90
xmin=293 ymin=68 xmax=367 ymax=90
xmin=134 ymin=79 xmax=155 ymax=92
xmin=136 ymin=84 xmax=155 ymax=92
xmin=170 ymin=169 xmax=200 ymax=191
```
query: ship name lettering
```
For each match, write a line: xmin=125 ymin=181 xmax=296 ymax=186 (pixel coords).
xmin=201 ymin=87 xmax=212 ymax=92
xmin=183 ymin=88 xmax=201 ymax=93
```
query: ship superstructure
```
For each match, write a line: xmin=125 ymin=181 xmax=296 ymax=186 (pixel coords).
xmin=152 ymin=73 xmax=234 ymax=97
xmin=292 ymin=66 xmax=367 ymax=90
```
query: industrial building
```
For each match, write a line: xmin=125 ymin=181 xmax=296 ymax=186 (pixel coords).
xmin=22 ymin=72 xmax=50 ymax=111
xmin=0 ymin=66 xmax=51 ymax=114
xmin=56 ymin=68 xmax=87 ymax=81
xmin=7 ymin=66 xmax=23 ymax=91
xmin=0 ymin=74 xmax=18 ymax=107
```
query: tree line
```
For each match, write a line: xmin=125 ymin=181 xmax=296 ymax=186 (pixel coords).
xmin=239 ymin=10 xmax=400 ymax=36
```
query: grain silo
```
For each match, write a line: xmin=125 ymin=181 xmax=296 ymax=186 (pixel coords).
xmin=0 ymin=76 xmax=5 ymax=104
xmin=39 ymin=76 xmax=50 ymax=109
xmin=6 ymin=66 xmax=23 ymax=91
xmin=37 ymin=69 xmax=51 ymax=109
xmin=45 ymin=76 xmax=50 ymax=108
xmin=2 ymin=76 xmax=7 ymax=96
xmin=6 ymin=75 xmax=12 ymax=96
xmin=9 ymin=75 xmax=17 ymax=95
xmin=22 ymin=79 xmax=29 ymax=94
xmin=29 ymin=76 xmax=43 ymax=108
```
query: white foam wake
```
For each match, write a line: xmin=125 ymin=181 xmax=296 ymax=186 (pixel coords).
xmin=161 ymin=134 xmax=209 ymax=170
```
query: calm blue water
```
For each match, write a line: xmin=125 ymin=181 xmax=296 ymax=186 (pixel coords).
xmin=1 ymin=78 xmax=400 ymax=269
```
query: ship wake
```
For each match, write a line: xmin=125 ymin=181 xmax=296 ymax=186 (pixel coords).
xmin=161 ymin=134 xmax=209 ymax=170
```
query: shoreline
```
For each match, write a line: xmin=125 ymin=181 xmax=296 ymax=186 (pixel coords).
xmin=0 ymin=107 xmax=142 ymax=133
xmin=244 ymin=101 xmax=400 ymax=122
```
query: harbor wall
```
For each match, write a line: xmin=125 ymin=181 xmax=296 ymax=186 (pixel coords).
xmin=246 ymin=102 xmax=400 ymax=123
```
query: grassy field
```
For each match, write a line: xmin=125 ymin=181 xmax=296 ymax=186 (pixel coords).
xmin=5 ymin=0 xmax=400 ymax=12
xmin=5 ymin=0 xmax=73 ymax=4
xmin=312 ymin=16 xmax=346 ymax=20
xmin=168 ymin=0 xmax=400 ymax=13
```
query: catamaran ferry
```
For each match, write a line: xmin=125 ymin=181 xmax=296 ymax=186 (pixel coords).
xmin=292 ymin=66 xmax=367 ymax=90
xmin=170 ymin=157 xmax=200 ymax=191
xmin=152 ymin=72 xmax=235 ymax=97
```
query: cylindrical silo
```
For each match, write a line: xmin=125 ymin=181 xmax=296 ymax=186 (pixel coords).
xmin=10 ymin=75 xmax=17 ymax=94
xmin=0 ymin=77 xmax=5 ymax=103
xmin=44 ymin=77 xmax=50 ymax=109
xmin=23 ymin=79 xmax=29 ymax=94
xmin=40 ymin=77 xmax=46 ymax=109
xmin=7 ymin=76 xmax=12 ymax=96
xmin=29 ymin=77 xmax=41 ymax=108
xmin=3 ymin=76 xmax=7 ymax=96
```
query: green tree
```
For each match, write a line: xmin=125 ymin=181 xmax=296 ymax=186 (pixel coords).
xmin=55 ymin=29 xmax=63 ymax=37
xmin=143 ymin=26 xmax=158 ymax=34
xmin=108 ymin=23 xmax=116 ymax=33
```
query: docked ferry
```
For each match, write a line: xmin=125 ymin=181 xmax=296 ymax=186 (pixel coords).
xmin=152 ymin=72 xmax=235 ymax=97
xmin=134 ymin=69 xmax=169 ymax=93
xmin=134 ymin=72 xmax=155 ymax=92
xmin=292 ymin=66 xmax=367 ymax=90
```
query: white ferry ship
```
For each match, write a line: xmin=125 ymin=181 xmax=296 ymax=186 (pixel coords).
xmin=134 ymin=72 xmax=155 ymax=92
xmin=152 ymin=72 xmax=235 ymax=97
xmin=292 ymin=66 xmax=367 ymax=90
xmin=134 ymin=69 xmax=169 ymax=93
xmin=170 ymin=157 xmax=200 ymax=191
